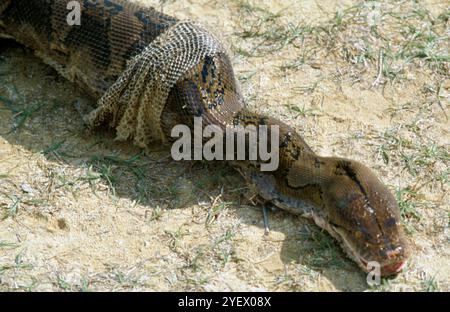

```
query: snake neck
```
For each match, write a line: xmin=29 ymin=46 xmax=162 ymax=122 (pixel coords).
xmin=207 ymin=106 xmax=333 ymax=216
xmin=162 ymin=78 xmax=329 ymax=211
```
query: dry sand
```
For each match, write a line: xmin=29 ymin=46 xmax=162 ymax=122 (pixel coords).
xmin=0 ymin=0 xmax=448 ymax=291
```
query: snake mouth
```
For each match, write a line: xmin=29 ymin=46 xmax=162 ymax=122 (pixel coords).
xmin=325 ymin=222 xmax=408 ymax=277
xmin=381 ymin=260 xmax=407 ymax=276
xmin=360 ymin=258 xmax=407 ymax=276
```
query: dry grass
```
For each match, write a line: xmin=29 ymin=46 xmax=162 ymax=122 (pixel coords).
xmin=0 ymin=0 xmax=449 ymax=291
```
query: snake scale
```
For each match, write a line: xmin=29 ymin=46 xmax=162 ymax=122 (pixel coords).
xmin=0 ymin=0 xmax=410 ymax=276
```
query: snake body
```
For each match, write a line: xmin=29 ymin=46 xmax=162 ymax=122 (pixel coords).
xmin=0 ymin=0 xmax=410 ymax=276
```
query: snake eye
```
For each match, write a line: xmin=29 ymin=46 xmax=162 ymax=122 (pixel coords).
xmin=336 ymin=192 xmax=360 ymax=210
xmin=384 ymin=217 xmax=397 ymax=228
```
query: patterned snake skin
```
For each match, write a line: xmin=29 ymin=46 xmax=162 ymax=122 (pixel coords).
xmin=0 ymin=0 xmax=410 ymax=276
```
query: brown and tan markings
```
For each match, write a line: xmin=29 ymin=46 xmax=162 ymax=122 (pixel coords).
xmin=0 ymin=0 xmax=410 ymax=276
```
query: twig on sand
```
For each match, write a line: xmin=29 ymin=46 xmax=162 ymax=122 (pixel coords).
xmin=371 ymin=48 xmax=384 ymax=88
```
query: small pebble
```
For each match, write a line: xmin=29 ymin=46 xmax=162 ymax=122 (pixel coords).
xmin=21 ymin=183 xmax=34 ymax=193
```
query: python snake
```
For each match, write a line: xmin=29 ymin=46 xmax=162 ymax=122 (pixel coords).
xmin=0 ymin=0 xmax=410 ymax=276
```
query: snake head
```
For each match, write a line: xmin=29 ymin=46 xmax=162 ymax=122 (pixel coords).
xmin=319 ymin=159 xmax=410 ymax=277
xmin=248 ymin=152 xmax=410 ymax=276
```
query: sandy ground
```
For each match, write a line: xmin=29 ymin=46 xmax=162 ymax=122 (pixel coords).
xmin=0 ymin=0 xmax=449 ymax=291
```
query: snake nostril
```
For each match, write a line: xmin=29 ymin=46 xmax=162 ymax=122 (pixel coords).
xmin=385 ymin=246 xmax=402 ymax=259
